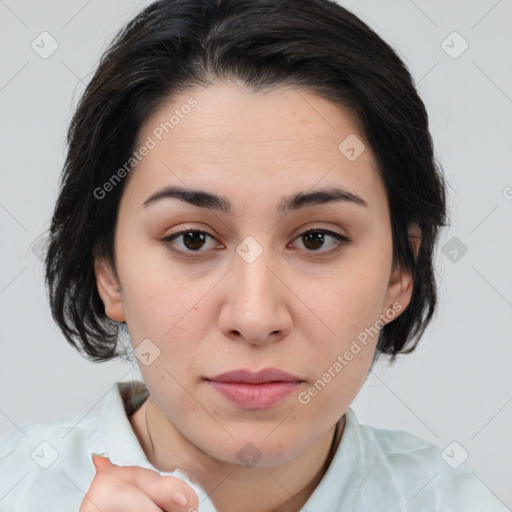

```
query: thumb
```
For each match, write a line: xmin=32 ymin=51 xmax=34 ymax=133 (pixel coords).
xmin=91 ymin=453 xmax=113 ymax=472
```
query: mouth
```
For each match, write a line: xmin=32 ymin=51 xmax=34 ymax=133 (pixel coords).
xmin=204 ymin=368 xmax=304 ymax=409
xmin=205 ymin=367 xmax=304 ymax=384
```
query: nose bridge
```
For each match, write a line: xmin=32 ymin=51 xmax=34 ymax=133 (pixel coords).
xmin=234 ymin=236 xmax=277 ymax=309
xmin=220 ymin=235 xmax=291 ymax=343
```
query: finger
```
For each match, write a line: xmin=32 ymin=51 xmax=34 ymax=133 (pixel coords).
xmin=146 ymin=475 xmax=200 ymax=512
xmin=80 ymin=482 xmax=164 ymax=512
xmin=91 ymin=455 xmax=199 ymax=511
xmin=92 ymin=455 xmax=162 ymax=487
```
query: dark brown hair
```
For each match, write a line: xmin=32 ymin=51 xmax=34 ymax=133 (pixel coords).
xmin=45 ymin=0 xmax=448 ymax=363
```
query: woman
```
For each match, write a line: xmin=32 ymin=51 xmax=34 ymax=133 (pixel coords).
xmin=0 ymin=0 xmax=506 ymax=510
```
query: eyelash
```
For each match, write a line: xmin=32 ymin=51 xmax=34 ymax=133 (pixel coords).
xmin=160 ymin=227 xmax=351 ymax=257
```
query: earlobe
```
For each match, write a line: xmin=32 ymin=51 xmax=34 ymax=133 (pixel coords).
xmin=382 ymin=223 xmax=421 ymax=321
xmin=94 ymin=257 xmax=126 ymax=322
xmin=382 ymin=265 xmax=413 ymax=322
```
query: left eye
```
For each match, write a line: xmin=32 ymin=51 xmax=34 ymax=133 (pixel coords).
xmin=291 ymin=229 xmax=349 ymax=253
xmin=161 ymin=229 xmax=350 ymax=254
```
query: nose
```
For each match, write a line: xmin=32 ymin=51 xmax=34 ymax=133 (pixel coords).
xmin=217 ymin=246 xmax=293 ymax=346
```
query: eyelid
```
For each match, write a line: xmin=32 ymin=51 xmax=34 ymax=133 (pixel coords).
xmin=291 ymin=223 xmax=351 ymax=242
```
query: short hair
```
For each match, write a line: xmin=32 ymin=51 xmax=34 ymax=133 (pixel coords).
xmin=45 ymin=0 xmax=448 ymax=363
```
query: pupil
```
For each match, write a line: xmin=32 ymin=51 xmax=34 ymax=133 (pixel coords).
xmin=303 ymin=232 xmax=323 ymax=250
xmin=184 ymin=231 xmax=205 ymax=250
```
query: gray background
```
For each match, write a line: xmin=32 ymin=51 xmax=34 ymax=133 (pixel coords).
xmin=1 ymin=0 xmax=511 ymax=506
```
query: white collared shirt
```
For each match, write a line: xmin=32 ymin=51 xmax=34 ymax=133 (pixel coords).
xmin=0 ymin=380 xmax=507 ymax=511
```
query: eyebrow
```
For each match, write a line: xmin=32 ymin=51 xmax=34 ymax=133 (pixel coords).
xmin=142 ymin=185 xmax=368 ymax=215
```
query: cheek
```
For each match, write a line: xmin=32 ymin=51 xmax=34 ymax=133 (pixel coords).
xmin=305 ymin=267 xmax=389 ymax=341
xmin=296 ymin=254 xmax=391 ymax=386
xmin=116 ymin=234 xmax=206 ymax=333
xmin=118 ymin=278 xmax=212 ymax=391
xmin=295 ymin=346 xmax=372 ymax=432
xmin=295 ymin=274 xmax=387 ymax=415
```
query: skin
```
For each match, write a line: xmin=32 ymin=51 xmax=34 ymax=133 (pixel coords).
xmin=95 ymin=81 xmax=420 ymax=512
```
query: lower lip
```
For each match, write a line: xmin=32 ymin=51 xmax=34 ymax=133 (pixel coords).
xmin=206 ymin=380 xmax=302 ymax=409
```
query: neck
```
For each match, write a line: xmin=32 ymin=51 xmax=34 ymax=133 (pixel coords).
xmin=130 ymin=398 xmax=344 ymax=512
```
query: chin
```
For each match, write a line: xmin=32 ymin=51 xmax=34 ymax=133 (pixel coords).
xmin=206 ymin=435 xmax=305 ymax=468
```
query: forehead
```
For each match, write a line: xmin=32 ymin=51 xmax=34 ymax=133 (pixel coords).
xmin=124 ymin=81 xmax=386 ymax=217
xmin=141 ymin=81 xmax=364 ymax=155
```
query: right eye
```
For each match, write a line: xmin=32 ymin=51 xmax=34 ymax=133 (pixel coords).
xmin=161 ymin=229 xmax=222 ymax=254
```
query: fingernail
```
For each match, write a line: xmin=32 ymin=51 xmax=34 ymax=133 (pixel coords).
xmin=171 ymin=491 xmax=188 ymax=507
xmin=91 ymin=453 xmax=108 ymax=469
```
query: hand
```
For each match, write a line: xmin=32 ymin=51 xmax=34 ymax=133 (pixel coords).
xmin=79 ymin=454 xmax=199 ymax=512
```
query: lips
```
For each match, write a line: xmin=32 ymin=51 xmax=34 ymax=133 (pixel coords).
xmin=205 ymin=368 xmax=304 ymax=384
xmin=204 ymin=368 xmax=304 ymax=409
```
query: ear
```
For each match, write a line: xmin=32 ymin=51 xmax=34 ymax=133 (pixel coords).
xmin=94 ymin=256 xmax=126 ymax=323
xmin=381 ymin=223 xmax=421 ymax=320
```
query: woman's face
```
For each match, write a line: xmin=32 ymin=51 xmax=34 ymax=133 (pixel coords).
xmin=96 ymin=81 xmax=414 ymax=466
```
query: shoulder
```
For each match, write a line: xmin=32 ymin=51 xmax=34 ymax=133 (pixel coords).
xmin=0 ymin=408 xmax=105 ymax=510
xmin=349 ymin=413 xmax=507 ymax=511
xmin=0 ymin=380 xmax=151 ymax=511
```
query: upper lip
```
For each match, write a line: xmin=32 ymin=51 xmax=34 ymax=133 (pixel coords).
xmin=206 ymin=368 xmax=303 ymax=384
